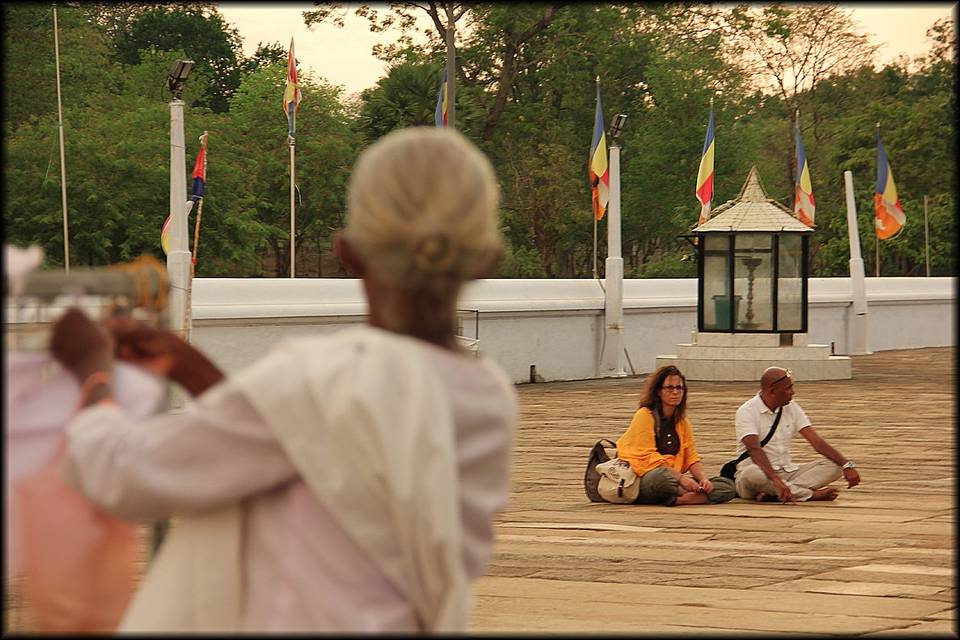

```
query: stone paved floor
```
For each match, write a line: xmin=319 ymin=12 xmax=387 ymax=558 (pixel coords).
xmin=469 ymin=346 xmax=956 ymax=635
xmin=4 ymin=347 xmax=955 ymax=635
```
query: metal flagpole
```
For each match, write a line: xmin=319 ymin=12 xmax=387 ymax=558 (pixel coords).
xmin=285 ymin=37 xmax=299 ymax=278
xmin=875 ymin=121 xmax=880 ymax=278
xmin=924 ymin=195 xmax=930 ymax=277
xmin=444 ymin=5 xmax=456 ymax=130
xmin=290 ymin=136 xmax=296 ymax=278
xmin=185 ymin=132 xmax=207 ymax=343
xmin=592 ymin=217 xmax=598 ymax=279
xmin=53 ymin=4 xmax=70 ymax=272
xmin=875 ymin=231 xmax=879 ymax=277
xmin=191 ymin=131 xmax=207 ymax=280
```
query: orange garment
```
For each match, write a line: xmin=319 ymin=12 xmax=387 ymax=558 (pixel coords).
xmin=15 ymin=442 xmax=140 ymax=633
xmin=615 ymin=407 xmax=701 ymax=477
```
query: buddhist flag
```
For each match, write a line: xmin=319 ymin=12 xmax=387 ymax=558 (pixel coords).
xmin=191 ymin=133 xmax=207 ymax=201
xmin=589 ymin=80 xmax=609 ymax=221
xmin=695 ymin=102 xmax=715 ymax=226
xmin=793 ymin=119 xmax=815 ymax=227
xmin=160 ymin=200 xmax=194 ymax=256
xmin=435 ymin=68 xmax=448 ymax=128
xmin=282 ymin=37 xmax=302 ymax=137
xmin=160 ymin=215 xmax=172 ymax=255
xmin=875 ymin=131 xmax=906 ymax=240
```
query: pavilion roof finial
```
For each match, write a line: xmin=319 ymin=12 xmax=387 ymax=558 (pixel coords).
xmin=738 ymin=166 xmax=769 ymax=203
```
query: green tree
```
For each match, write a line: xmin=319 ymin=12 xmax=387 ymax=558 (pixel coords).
xmin=3 ymin=4 xmax=121 ymax=134
xmin=728 ymin=4 xmax=880 ymax=190
xmin=87 ymin=4 xmax=246 ymax=113
xmin=240 ymin=41 xmax=288 ymax=75
xmin=217 ymin=63 xmax=356 ymax=276
xmin=3 ymin=46 xmax=222 ymax=269
xmin=357 ymin=62 xmax=443 ymax=141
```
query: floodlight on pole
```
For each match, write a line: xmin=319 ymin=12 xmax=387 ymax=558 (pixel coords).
xmin=601 ymin=112 xmax=627 ymax=378
xmin=157 ymin=57 xmax=195 ymax=553
xmin=608 ymin=114 xmax=627 ymax=141
xmin=167 ymin=59 xmax=192 ymax=362
xmin=167 ymin=59 xmax=194 ymax=98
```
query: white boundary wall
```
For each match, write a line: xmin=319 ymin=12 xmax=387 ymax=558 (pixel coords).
xmin=191 ymin=277 xmax=955 ymax=383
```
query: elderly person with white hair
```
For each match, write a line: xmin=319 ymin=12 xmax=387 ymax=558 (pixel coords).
xmin=48 ymin=128 xmax=517 ymax=633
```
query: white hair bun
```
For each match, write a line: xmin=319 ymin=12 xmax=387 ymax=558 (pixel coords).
xmin=344 ymin=127 xmax=502 ymax=294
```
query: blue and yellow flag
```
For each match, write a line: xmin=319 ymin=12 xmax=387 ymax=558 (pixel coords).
xmin=875 ymin=131 xmax=905 ymax=240
xmin=589 ymin=79 xmax=609 ymax=221
xmin=793 ymin=119 xmax=815 ymax=227
xmin=435 ymin=68 xmax=448 ymax=128
xmin=695 ymin=103 xmax=715 ymax=226
xmin=283 ymin=37 xmax=302 ymax=137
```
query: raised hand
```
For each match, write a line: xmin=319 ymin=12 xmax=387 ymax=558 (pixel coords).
xmin=50 ymin=308 xmax=113 ymax=381
xmin=105 ymin=314 xmax=183 ymax=377
xmin=104 ymin=314 xmax=225 ymax=396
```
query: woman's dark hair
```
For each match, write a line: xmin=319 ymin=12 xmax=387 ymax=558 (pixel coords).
xmin=638 ymin=364 xmax=688 ymax=423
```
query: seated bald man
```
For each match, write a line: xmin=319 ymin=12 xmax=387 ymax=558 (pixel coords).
xmin=731 ymin=367 xmax=861 ymax=504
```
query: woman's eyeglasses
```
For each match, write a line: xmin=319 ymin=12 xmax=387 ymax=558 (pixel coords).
xmin=661 ymin=385 xmax=685 ymax=392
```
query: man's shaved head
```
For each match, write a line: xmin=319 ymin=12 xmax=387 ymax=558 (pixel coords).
xmin=760 ymin=367 xmax=789 ymax=391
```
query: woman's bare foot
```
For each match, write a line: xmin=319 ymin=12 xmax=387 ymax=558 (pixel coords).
xmin=809 ymin=486 xmax=840 ymax=501
xmin=674 ymin=491 xmax=708 ymax=505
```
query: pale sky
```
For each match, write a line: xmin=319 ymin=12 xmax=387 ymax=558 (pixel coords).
xmin=216 ymin=3 xmax=957 ymax=98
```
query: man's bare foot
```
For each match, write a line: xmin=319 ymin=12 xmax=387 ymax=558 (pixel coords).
xmin=754 ymin=492 xmax=779 ymax=502
xmin=809 ymin=486 xmax=840 ymax=501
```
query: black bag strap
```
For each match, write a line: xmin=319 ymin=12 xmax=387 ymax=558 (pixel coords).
xmin=598 ymin=438 xmax=617 ymax=452
xmin=733 ymin=405 xmax=783 ymax=466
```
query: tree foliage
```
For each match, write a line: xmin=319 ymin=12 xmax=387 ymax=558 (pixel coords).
xmin=4 ymin=3 xmax=955 ymax=279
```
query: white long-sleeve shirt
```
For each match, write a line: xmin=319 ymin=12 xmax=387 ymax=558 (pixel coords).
xmin=62 ymin=333 xmax=516 ymax=632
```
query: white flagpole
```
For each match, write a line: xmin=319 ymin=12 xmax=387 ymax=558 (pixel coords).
xmin=53 ymin=4 xmax=70 ymax=272
xmin=601 ymin=132 xmax=625 ymax=377
xmin=843 ymin=171 xmax=870 ymax=355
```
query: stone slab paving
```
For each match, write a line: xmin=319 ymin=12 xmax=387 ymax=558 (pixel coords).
xmin=3 ymin=347 xmax=955 ymax=636
xmin=469 ymin=346 xmax=956 ymax=636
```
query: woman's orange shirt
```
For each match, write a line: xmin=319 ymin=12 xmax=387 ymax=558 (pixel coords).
xmin=615 ymin=407 xmax=701 ymax=477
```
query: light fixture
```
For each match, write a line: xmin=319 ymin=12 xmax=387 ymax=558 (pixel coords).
xmin=167 ymin=59 xmax=195 ymax=98
xmin=608 ymin=113 xmax=627 ymax=140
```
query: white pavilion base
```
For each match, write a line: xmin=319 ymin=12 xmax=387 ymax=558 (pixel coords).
xmin=655 ymin=331 xmax=851 ymax=381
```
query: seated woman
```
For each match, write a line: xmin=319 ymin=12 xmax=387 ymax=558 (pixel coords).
xmin=616 ymin=365 xmax=734 ymax=506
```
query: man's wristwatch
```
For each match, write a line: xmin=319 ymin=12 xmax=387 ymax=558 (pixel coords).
xmin=841 ymin=460 xmax=856 ymax=470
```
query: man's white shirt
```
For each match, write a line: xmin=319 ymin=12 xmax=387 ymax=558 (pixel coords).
xmin=734 ymin=394 xmax=811 ymax=474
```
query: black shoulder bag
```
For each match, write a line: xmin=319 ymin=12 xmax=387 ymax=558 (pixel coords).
xmin=583 ymin=438 xmax=618 ymax=502
xmin=719 ymin=406 xmax=783 ymax=480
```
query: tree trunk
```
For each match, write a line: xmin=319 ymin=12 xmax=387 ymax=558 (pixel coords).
xmin=272 ymin=239 xmax=289 ymax=278
xmin=317 ymin=237 xmax=323 ymax=278
xmin=482 ymin=40 xmax=517 ymax=142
